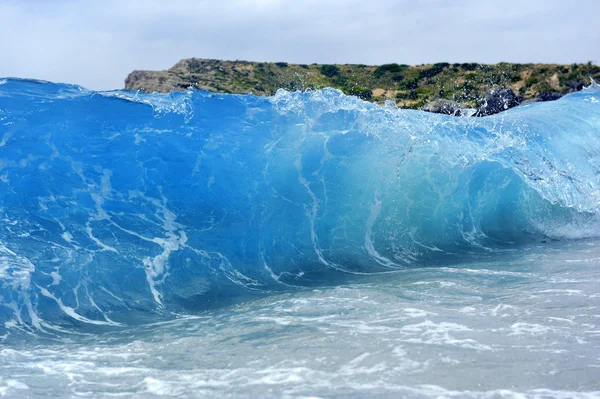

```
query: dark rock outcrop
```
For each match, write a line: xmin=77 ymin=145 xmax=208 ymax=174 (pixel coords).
xmin=536 ymin=92 xmax=563 ymax=102
xmin=567 ymin=80 xmax=587 ymax=92
xmin=422 ymin=99 xmax=464 ymax=116
xmin=475 ymin=89 xmax=523 ymax=116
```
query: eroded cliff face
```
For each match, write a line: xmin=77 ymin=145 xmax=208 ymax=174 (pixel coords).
xmin=125 ymin=58 xmax=600 ymax=114
xmin=125 ymin=70 xmax=184 ymax=93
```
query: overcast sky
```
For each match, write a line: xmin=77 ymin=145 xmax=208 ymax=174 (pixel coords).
xmin=1 ymin=0 xmax=598 ymax=90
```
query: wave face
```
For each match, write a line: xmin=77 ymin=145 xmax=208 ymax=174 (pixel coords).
xmin=0 ymin=78 xmax=599 ymax=334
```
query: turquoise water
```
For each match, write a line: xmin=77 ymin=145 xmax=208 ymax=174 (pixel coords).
xmin=0 ymin=79 xmax=599 ymax=397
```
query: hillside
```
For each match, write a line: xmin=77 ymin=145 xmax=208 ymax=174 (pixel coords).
xmin=125 ymin=59 xmax=600 ymax=115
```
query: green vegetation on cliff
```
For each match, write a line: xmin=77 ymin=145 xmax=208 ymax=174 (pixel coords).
xmin=125 ymin=59 xmax=600 ymax=111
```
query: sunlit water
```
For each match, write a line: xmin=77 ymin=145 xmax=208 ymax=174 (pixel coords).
xmin=1 ymin=79 xmax=599 ymax=397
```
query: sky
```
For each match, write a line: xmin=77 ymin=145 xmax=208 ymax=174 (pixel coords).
xmin=0 ymin=0 xmax=598 ymax=90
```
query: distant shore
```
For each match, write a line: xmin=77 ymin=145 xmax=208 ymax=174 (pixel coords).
xmin=125 ymin=59 xmax=600 ymax=116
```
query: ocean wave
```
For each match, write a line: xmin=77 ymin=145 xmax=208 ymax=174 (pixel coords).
xmin=0 ymin=78 xmax=599 ymax=334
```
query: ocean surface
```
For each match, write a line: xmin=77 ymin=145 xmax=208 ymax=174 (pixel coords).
xmin=0 ymin=78 xmax=599 ymax=398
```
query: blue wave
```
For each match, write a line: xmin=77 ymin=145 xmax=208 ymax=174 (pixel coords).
xmin=1 ymin=78 xmax=599 ymax=334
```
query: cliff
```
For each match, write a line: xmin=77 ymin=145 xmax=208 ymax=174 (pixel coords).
xmin=125 ymin=59 xmax=600 ymax=115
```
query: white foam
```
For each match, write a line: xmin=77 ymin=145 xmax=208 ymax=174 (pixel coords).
xmin=85 ymin=224 xmax=118 ymax=253
xmin=37 ymin=286 xmax=122 ymax=326
xmin=61 ymin=232 xmax=73 ymax=243
xmin=0 ymin=378 xmax=29 ymax=396
xmin=364 ymin=189 xmax=399 ymax=268
xmin=0 ymin=131 xmax=11 ymax=147
xmin=510 ymin=323 xmax=551 ymax=336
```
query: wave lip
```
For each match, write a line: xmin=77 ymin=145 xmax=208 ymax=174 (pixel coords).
xmin=0 ymin=79 xmax=599 ymax=334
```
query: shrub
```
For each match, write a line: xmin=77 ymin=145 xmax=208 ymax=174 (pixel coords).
xmin=461 ymin=63 xmax=479 ymax=71
xmin=346 ymin=86 xmax=372 ymax=100
xmin=374 ymin=63 xmax=406 ymax=78
xmin=525 ymin=77 xmax=539 ymax=86
xmin=286 ymin=80 xmax=301 ymax=91
xmin=275 ymin=62 xmax=288 ymax=68
xmin=510 ymin=75 xmax=522 ymax=83
xmin=320 ymin=64 xmax=340 ymax=77
xmin=418 ymin=63 xmax=448 ymax=79
xmin=399 ymin=79 xmax=418 ymax=90
xmin=396 ymin=90 xmax=418 ymax=100
xmin=441 ymin=89 xmax=454 ymax=99
xmin=188 ymin=59 xmax=205 ymax=73
xmin=333 ymin=76 xmax=348 ymax=87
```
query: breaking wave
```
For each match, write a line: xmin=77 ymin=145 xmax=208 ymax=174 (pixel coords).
xmin=1 ymin=78 xmax=599 ymax=336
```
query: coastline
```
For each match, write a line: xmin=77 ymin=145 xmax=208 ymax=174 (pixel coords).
xmin=125 ymin=58 xmax=600 ymax=116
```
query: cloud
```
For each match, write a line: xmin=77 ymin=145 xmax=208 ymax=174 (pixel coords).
xmin=0 ymin=0 xmax=598 ymax=90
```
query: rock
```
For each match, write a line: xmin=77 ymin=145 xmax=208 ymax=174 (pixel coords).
xmin=124 ymin=70 xmax=185 ymax=92
xmin=475 ymin=88 xmax=523 ymax=116
xmin=567 ymin=80 xmax=587 ymax=92
xmin=422 ymin=99 xmax=463 ymax=116
xmin=536 ymin=92 xmax=563 ymax=102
